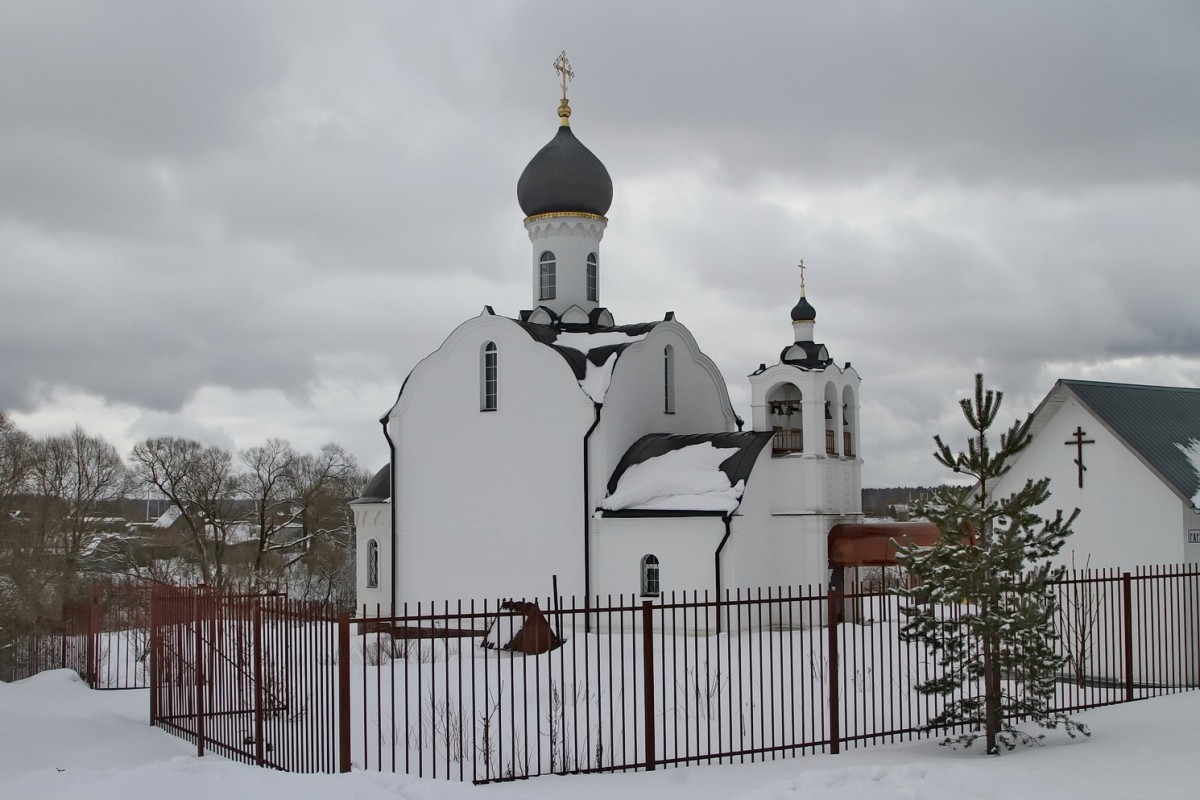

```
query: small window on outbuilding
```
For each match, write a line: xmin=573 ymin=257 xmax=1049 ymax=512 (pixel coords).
xmin=586 ymin=253 xmax=598 ymax=301
xmin=481 ymin=341 xmax=498 ymax=411
xmin=367 ymin=539 xmax=379 ymax=588
xmin=539 ymin=251 xmax=557 ymax=300
xmin=641 ymin=554 xmax=661 ymax=597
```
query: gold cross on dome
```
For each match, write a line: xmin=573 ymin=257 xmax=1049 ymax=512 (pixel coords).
xmin=554 ymin=51 xmax=574 ymax=101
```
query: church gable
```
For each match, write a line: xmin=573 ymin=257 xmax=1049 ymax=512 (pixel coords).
xmin=1013 ymin=380 xmax=1200 ymax=508
xmin=1063 ymin=380 xmax=1200 ymax=506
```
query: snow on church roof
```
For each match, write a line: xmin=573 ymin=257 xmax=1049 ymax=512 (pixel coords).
xmin=514 ymin=320 xmax=660 ymax=404
xmin=553 ymin=330 xmax=648 ymax=402
xmin=602 ymin=432 xmax=773 ymax=515
xmin=1175 ymin=439 xmax=1200 ymax=509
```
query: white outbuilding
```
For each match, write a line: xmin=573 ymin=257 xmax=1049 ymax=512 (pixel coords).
xmin=992 ymin=379 xmax=1200 ymax=570
xmin=354 ymin=81 xmax=864 ymax=609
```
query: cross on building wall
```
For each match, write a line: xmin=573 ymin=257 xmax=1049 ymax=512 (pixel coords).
xmin=1064 ymin=426 xmax=1095 ymax=489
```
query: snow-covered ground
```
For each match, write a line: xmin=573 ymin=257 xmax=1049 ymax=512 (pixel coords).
xmin=3 ymin=669 xmax=1198 ymax=800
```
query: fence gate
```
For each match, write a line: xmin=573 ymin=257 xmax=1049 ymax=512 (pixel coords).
xmin=149 ymin=587 xmax=349 ymax=772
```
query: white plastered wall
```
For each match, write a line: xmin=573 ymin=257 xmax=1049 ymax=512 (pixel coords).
xmin=992 ymin=394 xmax=1191 ymax=570
xmin=353 ymin=500 xmax=390 ymax=611
xmin=598 ymin=321 xmax=738 ymax=481
xmin=388 ymin=313 xmax=596 ymax=605
xmin=525 ymin=215 xmax=606 ymax=317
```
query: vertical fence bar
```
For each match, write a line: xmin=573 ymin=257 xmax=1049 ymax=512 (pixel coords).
xmin=149 ymin=588 xmax=158 ymax=726
xmin=85 ymin=584 xmax=100 ymax=689
xmin=1122 ymin=571 xmax=1134 ymax=702
xmin=194 ymin=592 xmax=205 ymax=758
xmin=827 ymin=587 xmax=839 ymax=755
xmin=338 ymin=611 xmax=351 ymax=773
xmin=252 ymin=599 xmax=265 ymax=767
xmin=642 ymin=600 xmax=655 ymax=771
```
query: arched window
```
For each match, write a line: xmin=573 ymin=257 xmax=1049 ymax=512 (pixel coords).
xmin=842 ymin=385 xmax=856 ymax=457
xmin=366 ymin=539 xmax=379 ymax=588
xmin=586 ymin=253 xmax=598 ymax=301
xmin=767 ymin=383 xmax=803 ymax=454
xmin=539 ymin=251 xmax=556 ymax=300
xmin=481 ymin=342 xmax=498 ymax=411
xmin=663 ymin=345 xmax=675 ymax=413
xmin=824 ymin=382 xmax=838 ymax=455
xmin=641 ymin=554 xmax=660 ymax=597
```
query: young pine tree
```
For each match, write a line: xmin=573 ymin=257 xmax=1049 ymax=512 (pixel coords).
xmin=895 ymin=373 xmax=1089 ymax=753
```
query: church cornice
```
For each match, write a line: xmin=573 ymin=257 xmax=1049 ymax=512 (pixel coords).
xmin=525 ymin=215 xmax=608 ymax=242
xmin=524 ymin=211 xmax=608 ymax=224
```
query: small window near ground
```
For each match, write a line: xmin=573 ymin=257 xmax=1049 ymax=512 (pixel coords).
xmin=367 ymin=539 xmax=379 ymax=588
xmin=481 ymin=341 xmax=498 ymax=411
xmin=641 ymin=554 xmax=660 ymax=597
xmin=539 ymin=251 xmax=557 ymax=300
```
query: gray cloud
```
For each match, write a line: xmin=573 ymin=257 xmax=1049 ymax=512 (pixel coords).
xmin=1 ymin=1 xmax=1197 ymax=485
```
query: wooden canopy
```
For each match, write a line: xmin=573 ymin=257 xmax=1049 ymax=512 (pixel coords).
xmin=827 ymin=522 xmax=941 ymax=567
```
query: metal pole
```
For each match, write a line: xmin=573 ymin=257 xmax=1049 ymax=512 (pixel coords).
xmin=1123 ymin=572 xmax=1134 ymax=702
xmin=195 ymin=592 xmax=205 ymax=758
xmin=642 ymin=600 xmax=655 ymax=771
xmin=87 ymin=584 xmax=101 ymax=689
xmin=338 ymin=612 xmax=352 ymax=773
xmin=827 ymin=587 xmax=840 ymax=755
xmin=253 ymin=600 xmax=265 ymax=766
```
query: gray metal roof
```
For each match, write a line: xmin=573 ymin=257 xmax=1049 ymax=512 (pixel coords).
xmin=1058 ymin=380 xmax=1200 ymax=505
xmin=353 ymin=463 xmax=391 ymax=503
xmin=516 ymin=124 xmax=613 ymax=218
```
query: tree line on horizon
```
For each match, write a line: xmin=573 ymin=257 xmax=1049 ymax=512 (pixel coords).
xmin=0 ymin=410 xmax=370 ymax=648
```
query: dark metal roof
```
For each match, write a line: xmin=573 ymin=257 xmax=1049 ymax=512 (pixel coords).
xmin=780 ymin=341 xmax=833 ymax=369
xmin=517 ymin=124 xmax=613 ymax=218
xmin=1059 ymin=380 xmax=1200 ymax=505
xmin=790 ymin=296 xmax=816 ymax=322
xmin=354 ymin=463 xmax=391 ymax=503
xmin=605 ymin=431 xmax=774 ymax=499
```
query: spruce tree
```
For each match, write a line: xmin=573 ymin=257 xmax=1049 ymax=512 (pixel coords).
xmin=895 ymin=374 xmax=1089 ymax=753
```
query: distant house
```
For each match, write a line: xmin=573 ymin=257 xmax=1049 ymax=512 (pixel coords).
xmin=993 ymin=380 xmax=1200 ymax=569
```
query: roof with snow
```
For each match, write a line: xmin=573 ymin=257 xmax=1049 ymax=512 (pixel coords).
xmin=1036 ymin=379 xmax=1200 ymax=506
xmin=514 ymin=319 xmax=662 ymax=403
xmin=602 ymin=432 xmax=773 ymax=516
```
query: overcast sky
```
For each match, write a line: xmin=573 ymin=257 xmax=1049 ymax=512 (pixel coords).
xmin=2 ymin=1 xmax=1198 ymax=488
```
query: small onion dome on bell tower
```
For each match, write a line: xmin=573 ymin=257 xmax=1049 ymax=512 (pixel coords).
xmin=517 ymin=53 xmax=612 ymax=219
xmin=781 ymin=260 xmax=832 ymax=368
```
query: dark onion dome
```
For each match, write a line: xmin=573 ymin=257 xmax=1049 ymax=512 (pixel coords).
xmin=517 ymin=124 xmax=613 ymax=218
xmin=791 ymin=296 xmax=816 ymax=322
xmin=357 ymin=464 xmax=391 ymax=502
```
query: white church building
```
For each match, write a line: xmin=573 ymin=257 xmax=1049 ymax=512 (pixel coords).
xmin=352 ymin=76 xmax=863 ymax=609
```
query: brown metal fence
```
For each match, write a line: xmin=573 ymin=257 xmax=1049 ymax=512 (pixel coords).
xmin=352 ymin=565 xmax=1200 ymax=782
xmin=148 ymin=586 xmax=351 ymax=773
xmin=16 ymin=565 xmax=1199 ymax=782
xmin=10 ymin=579 xmax=151 ymax=689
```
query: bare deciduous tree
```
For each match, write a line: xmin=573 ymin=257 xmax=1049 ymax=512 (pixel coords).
xmin=30 ymin=426 xmax=131 ymax=594
xmin=128 ymin=437 xmax=240 ymax=588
